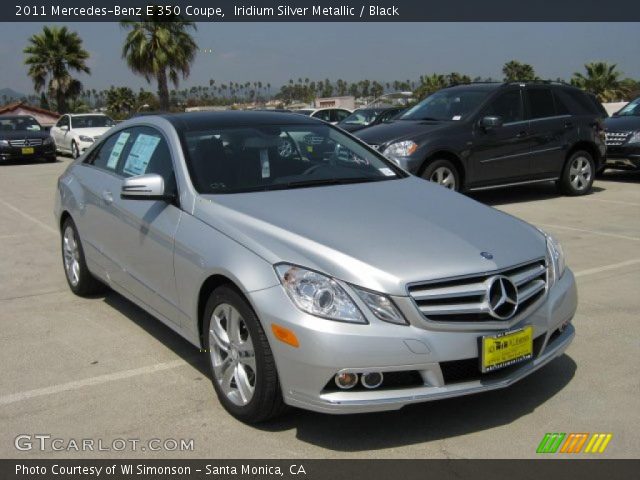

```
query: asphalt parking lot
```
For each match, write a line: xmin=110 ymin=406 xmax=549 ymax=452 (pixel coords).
xmin=0 ymin=156 xmax=638 ymax=459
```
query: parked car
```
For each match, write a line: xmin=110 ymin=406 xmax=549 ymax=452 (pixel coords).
xmin=0 ymin=115 xmax=56 ymax=163
xmin=338 ymin=107 xmax=405 ymax=133
xmin=356 ymin=82 xmax=606 ymax=195
xmin=51 ymin=113 xmax=116 ymax=159
xmin=55 ymin=111 xmax=576 ymax=422
xmin=603 ymin=96 xmax=640 ymax=171
xmin=292 ymin=107 xmax=352 ymax=124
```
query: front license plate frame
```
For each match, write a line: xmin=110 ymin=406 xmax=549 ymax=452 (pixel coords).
xmin=21 ymin=147 xmax=34 ymax=155
xmin=480 ymin=325 xmax=533 ymax=373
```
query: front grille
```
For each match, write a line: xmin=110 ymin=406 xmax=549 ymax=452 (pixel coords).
xmin=408 ymin=259 xmax=547 ymax=322
xmin=8 ymin=139 xmax=43 ymax=147
xmin=605 ymin=131 xmax=632 ymax=146
xmin=440 ymin=334 xmax=545 ymax=385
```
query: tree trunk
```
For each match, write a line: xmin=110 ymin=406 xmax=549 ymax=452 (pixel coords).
xmin=56 ymin=90 xmax=66 ymax=114
xmin=157 ymin=68 xmax=170 ymax=111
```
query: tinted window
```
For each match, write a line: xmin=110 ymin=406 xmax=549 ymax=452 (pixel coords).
xmin=553 ymin=91 xmax=571 ymax=115
xmin=401 ymin=88 xmax=490 ymax=121
xmin=87 ymin=132 xmax=125 ymax=172
xmin=71 ymin=115 xmax=115 ymax=129
xmin=484 ymin=90 xmax=524 ymax=123
xmin=0 ymin=116 xmax=42 ymax=132
xmin=332 ymin=110 xmax=351 ymax=122
xmin=56 ymin=116 xmax=69 ymax=128
xmin=527 ymin=88 xmax=556 ymax=119
xmin=616 ymin=97 xmax=640 ymax=116
xmin=313 ymin=110 xmax=332 ymax=122
xmin=555 ymin=89 xmax=602 ymax=116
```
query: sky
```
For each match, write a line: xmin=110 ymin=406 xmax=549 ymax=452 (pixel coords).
xmin=1 ymin=22 xmax=639 ymax=95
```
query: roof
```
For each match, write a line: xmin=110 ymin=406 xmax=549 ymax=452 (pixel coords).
xmin=161 ymin=110 xmax=321 ymax=130
xmin=0 ymin=101 xmax=59 ymax=117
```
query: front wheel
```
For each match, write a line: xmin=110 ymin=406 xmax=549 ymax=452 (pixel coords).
xmin=203 ymin=286 xmax=286 ymax=423
xmin=71 ymin=141 xmax=80 ymax=159
xmin=61 ymin=218 xmax=106 ymax=296
xmin=559 ymin=150 xmax=595 ymax=196
xmin=421 ymin=159 xmax=460 ymax=191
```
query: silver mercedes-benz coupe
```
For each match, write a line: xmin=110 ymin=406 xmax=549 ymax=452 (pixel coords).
xmin=54 ymin=112 xmax=576 ymax=422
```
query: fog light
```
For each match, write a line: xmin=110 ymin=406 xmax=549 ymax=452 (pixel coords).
xmin=334 ymin=372 xmax=358 ymax=390
xmin=361 ymin=372 xmax=384 ymax=389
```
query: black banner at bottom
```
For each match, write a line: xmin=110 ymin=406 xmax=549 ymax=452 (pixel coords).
xmin=2 ymin=459 xmax=639 ymax=480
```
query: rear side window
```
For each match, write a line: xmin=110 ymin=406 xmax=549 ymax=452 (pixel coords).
xmin=526 ymin=88 xmax=556 ymax=119
xmin=331 ymin=110 xmax=350 ymax=122
xmin=313 ymin=110 xmax=332 ymax=122
xmin=556 ymin=88 xmax=604 ymax=116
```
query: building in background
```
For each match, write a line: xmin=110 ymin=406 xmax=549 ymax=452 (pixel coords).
xmin=315 ymin=96 xmax=355 ymax=110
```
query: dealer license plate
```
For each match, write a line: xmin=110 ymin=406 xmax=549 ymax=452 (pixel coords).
xmin=480 ymin=326 xmax=533 ymax=373
xmin=21 ymin=147 xmax=34 ymax=155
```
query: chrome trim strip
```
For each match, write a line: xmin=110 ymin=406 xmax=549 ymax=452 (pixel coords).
xmin=480 ymin=146 xmax=562 ymax=164
xmin=468 ymin=177 xmax=558 ymax=191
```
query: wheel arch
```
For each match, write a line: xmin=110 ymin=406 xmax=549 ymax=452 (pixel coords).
xmin=419 ymin=150 xmax=466 ymax=188
xmin=197 ymin=274 xmax=245 ymax=348
xmin=565 ymin=141 xmax=601 ymax=170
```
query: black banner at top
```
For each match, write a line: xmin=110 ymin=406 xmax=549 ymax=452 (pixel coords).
xmin=5 ymin=0 xmax=640 ymax=22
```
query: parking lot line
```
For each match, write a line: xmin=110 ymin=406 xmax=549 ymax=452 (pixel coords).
xmin=0 ymin=197 xmax=58 ymax=235
xmin=0 ymin=359 xmax=191 ymax=407
xmin=574 ymin=258 xmax=640 ymax=278
xmin=538 ymin=223 xmax=640 ymax=242
xmin=580 ymin=198 xmax=640 ymax=208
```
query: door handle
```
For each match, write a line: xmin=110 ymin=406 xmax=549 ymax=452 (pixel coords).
xmin=564 ymin=121 xmax=574 ymax=129
xmin=101 ymin=190 xmax=114 ymax=205
xmin=516 ymin=131 xmax=528 ymax=138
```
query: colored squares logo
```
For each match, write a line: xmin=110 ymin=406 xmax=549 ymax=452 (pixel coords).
xmin=537 ymin=433 xmax=612 ymax=454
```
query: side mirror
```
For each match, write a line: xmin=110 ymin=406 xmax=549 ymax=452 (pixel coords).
xmin=480 ymin=116 xmax=503 ymax=130
xmin=121 ymin=174 xmax=171 ymax=201
xmin=60 ymin=125 xmax=69 ymax=131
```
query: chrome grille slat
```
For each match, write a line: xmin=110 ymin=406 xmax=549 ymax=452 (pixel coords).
xmin=408 ymin=259 xmax=547 ymax=323
xmin=9 ymin=139 xmax=43 ymax=147
xmin=605 ymin=131 xmax=631 ymax=146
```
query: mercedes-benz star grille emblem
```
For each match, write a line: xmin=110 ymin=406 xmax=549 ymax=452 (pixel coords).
xmin=486 ymin=275 xmax=518 ymax=320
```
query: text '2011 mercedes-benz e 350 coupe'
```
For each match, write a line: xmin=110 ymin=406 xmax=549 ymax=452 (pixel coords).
xmin=55 ymin=112 xmax=576 ymax=423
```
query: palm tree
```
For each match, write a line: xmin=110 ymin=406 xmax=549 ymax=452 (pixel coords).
xmin=502 ymin=60 xmax=537 ymax=82
xmin=414 ymin=74 xmax=447 ymax=99
xmin=571 ymin=62 xmax=630 ymax=102
xmin=23 ymin=26 xmax=90 ymax=113
xmin=121 ymin=9 xmax=198 ymax=111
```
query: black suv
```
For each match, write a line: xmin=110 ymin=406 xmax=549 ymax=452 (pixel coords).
xmin=0 ymin=115 xmax=56 ymax=163
xmin=356 ymin=82 xmax=606 ymax=195
xmin=603 ymin=96 xmax=640 ymax=171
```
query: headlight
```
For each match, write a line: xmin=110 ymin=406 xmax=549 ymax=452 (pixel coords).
xmin=43 ymin=136 xmax=54 ymax=145
xmin=78 ymin=135 xmax=94 ymax=143
xmin=275 ymin=264 xmax=365 ymax=323
xmin=0 ymin=139 xmax=8 ymax=147
xmin=543 ymin=232 xmax=566 ymax=287
xmin=627 ymin=131 xmax=640 ymax=144
xmin=382 ymin=140 xmax=418 ymax=158
xmin=352 ymin=287 xmax=407 ymax=325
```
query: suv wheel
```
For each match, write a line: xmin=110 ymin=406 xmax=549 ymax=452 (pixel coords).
xmin=203 ymin=286 xmax=286 ymax=423
xmin=560 ymin=150 xmax=594 ymax=196
xmin=61 ymin=218 xmax=106 ymax=296
xmin=422 ymin=160 xmax=460 ymax=191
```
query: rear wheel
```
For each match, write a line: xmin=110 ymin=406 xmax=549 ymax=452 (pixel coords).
xmin=559 ymin=150 xmax=594 ymax=196
xmin=421 ymin=159 xmax=460 ymax=191
xmin=61 ymin=218 xmax=106 ymax=296
xmin=203 ymin=286 xmax=286 ymax=423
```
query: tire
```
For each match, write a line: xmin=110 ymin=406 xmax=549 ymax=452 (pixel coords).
xmin=203 ymin=286 xmax=286 ymax=423
xmin=559 ymin=150 xmax=595 ymax=196
xmin=71 ymin=141 xmax=80 ymax=159
xmin=421 ymin=159 xmax=460 ymax=191
xmin=61 ymin=218 xmax=106 ymax=296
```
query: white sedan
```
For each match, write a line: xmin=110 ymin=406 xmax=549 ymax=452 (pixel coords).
xmin=51 ymin=114 xmax=116 ymax=158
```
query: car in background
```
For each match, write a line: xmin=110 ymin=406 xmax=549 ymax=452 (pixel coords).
xmin=603 ymin=97 xmax=640 ymax=171
xmin=292 ymin=108 xmax=352 ymax=124
xmin=51 ymin=113 xmax=116 ymax=159
xmin=0 ymin=115 xmax=56 ymax=163
xmin=356 ymin=82 xmax=606 ymax=196
xmin=55 ymin=111 xmax=576 ymax=423
xmin=337 ymin=107 xmax=405 ymax=133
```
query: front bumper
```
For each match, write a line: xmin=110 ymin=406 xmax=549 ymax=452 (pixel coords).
xmin=605 ymin=145 xmax=640 ymax=169
xmin=249 ymin=269 xmax=577 ymax=414
xmin=0 ymin=145 xmax=56 ymax=162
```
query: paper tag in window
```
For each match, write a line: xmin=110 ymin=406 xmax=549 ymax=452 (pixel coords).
xmin=379 ymin=167 xmax=396 ymax=177
xmin=452 ymin=115 xmax=462 ymax=121
xmin=260 ymin=150 xmax=270 ymax=178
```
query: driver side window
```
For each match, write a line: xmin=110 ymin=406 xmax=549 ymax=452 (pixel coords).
xmin=56 ymin=116 xmax=69 ymax=128
xmin=484 ymin=90 xmax=524 ymax=124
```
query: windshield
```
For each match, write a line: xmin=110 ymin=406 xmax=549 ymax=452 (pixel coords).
xmin=340 ymin=110 xmax=380 ymax=125
xmin=0 ymin=117 xmax=42 ymax=132
xmin=400 ymin=89 xmax=490 ymax=121
xmin=182 ymin=124 xmax=404 ymax=194
xmin=616 ymin=98 xmax=640 ymax=116
xmin=71 ymin=115 xmax=115 ymax=129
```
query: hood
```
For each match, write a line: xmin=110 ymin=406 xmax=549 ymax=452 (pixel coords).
xmin=355 ymin=120 xmax=450 ymax=147
xmin=338 ymin=123 xmax=367 ymax=133
xmin=73 ymin=127 xmax=111 ymax=138
xmin=0 ymin=130 xmax=51 ymax=140
xmin=195 ymin=177 xmax=545 ymax=296
xmin=604 ymin=115 xmax=640 ymax=131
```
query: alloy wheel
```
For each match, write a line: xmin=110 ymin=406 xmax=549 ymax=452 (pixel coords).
xmin=569 ymin=156 xmax=592 ymax=192
xmin=62 ymin=226 xmax=80 ymax=287
xmin=430 ymin=166 xmax=457 ymax=190
xmin=209 ymin=303 xmax=256 ymax=406
xmin=72 ymin=142 xmax=79 ymax=159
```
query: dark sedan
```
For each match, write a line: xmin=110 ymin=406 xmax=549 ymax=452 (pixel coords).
xmin=338 ymin=107 xmax=405 ymax=133
xmin=0 ymin=115 xmax=56 ymax=163
xmin=604 ymin=97 xmax=640 ymax=171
